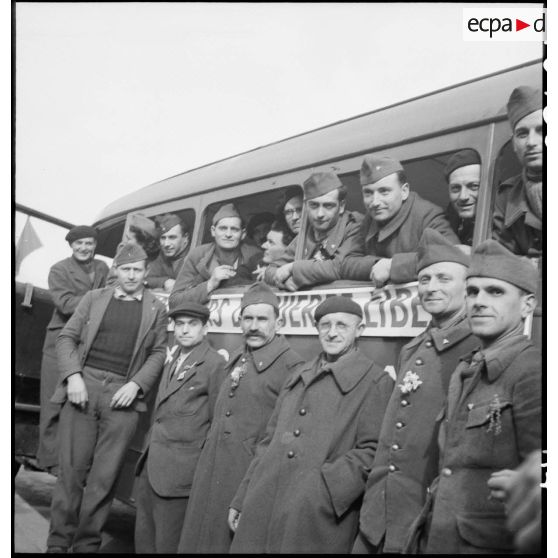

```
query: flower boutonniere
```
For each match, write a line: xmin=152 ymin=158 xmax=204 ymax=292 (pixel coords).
xmin=165 ymin=345 xmax=179 ymax=364
xmin=230 ymin=358 xmax=247 ymax=389
xmin=486 ymin=393 xmax=503 ymax=435
xmin=398 ymin=371 xmax=423 ymax=394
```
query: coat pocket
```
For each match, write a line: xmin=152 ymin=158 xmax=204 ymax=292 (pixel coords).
xmin=465 ymin=400 xmax=512 ymax=428
xmin=456 ymin=511 xmax=515 ymax=550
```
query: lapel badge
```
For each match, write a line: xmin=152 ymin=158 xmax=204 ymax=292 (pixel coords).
xmin=177 ymin=362 xmax=197 ymax=381
xmin=442 ymin=338 xmax=450 ymax=345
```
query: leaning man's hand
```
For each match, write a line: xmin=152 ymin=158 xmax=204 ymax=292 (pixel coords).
xmin=66 ymin=373 xmax=88 ymax=409
xmin=110 ymin=381 xmax=140 ymax=409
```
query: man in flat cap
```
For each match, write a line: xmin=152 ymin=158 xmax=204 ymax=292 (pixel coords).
xmin=37 ymin=225 xmax=109 ymax=473
xmin=493 ymin=86 xmax=543 ymax=256
xmin=444 ymin=149 xmax=482 ymax=245
xmin=134 ymin=300 xmax=227 ymax=553
xmin=265 ymin=171 xmax=363 ymax=291
xmin=46 ymin=243 xmax=167 ymax=553
xmin=405 ymin=240 xmax=541 ymax=554
xmin=177 ymin=283 xmax=303 ymax=554
xmin=144 ymin=213 xmax=191 ymax=292
xmin=354 ymin=229 xmax=478 ymax=553
xmin=342 ymin=155 xmax=459 ymax=286
xmin=228 ymin=296 xmax=393 ymax=553
xmin=170 ymin=203 xmax=262 ymax=305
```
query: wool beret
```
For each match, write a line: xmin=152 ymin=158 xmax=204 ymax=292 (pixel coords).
xmin=360 ymin=155 xmax=404 ymax=186
xmin=416 ymin=228 xmax=470 ymax=272
xmin=213 ymin=203 xmax=243 ymax=226
xmin=303 ymin=171 xmax=342 ymax=201
xmin=114 ymin=242 xmax=148 ymax=266
xmin=467 ymin=239 xmax=538 ymax=294
xmin=314 ymin=295 xmax=363 ymax=323
xmin=444 ymin=149 xmax=481 ymax=181
xmin=507 ymin=86 xmax=542 ymax=130
xmin=168 ymin=300 xmax=210 ymax=324
xmin=129 ymin=213 xmax=158 ymax=237
xmin=240 ymin=282 xmax=279 ymax=311
xmin=158 ymin=213 xmax=185 ymax=235
xmin=65 ymin=225 xmax=97 ymax=244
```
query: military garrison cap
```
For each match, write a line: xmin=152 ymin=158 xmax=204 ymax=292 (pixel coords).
xmin=444 ymin=149 xmax=481 ymax=181
xmin=168 ymin=300 xmax=210 ymax=324
xmin=507 ymin=86 xmax=542 ymax=130
xmin=129 ymin=214 xmax=158 ymax=237
xmin=114 ymin=242 xmax=148 ymax=266
xmin=303 ymin=171 xmax=342 ymax=201
xmin=65 ymin=225 xmax=97 ymax=244
xmin=158 ymin=213 xmax=185 ymax=235
xmin=416 ymin=229 xmax=470 ymax=272
xmin=212 ymin=203 xmax=243 ymax=226
xmin=240 ymin=282 xmax=279 ymax=311
xmin=314 ymin=295 xmax=363 ymax=323
xmin=360 ymin=155 xmax=404 ymax=186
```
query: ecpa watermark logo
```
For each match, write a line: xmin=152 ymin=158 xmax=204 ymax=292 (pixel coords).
xmin=463 ymin=8 xmax=546 ymax=41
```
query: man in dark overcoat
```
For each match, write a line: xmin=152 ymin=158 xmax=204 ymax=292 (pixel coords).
xmin=265 ymin=171 xmax=363 ymax=291
xmin=134 ymin=300 xmax=227 ymax=553
xmin=342 ymin=155 xmax=459 ymax=286
xmin=353 ymin=229 xmax=478 ymax=553
xmin=176 ymin=283 xmax=303 ymax=553
xmin=46 ymin=243 xmax=167 ymax=553
xmin=493 ymin=86 xmax=542 ymax=256
xmin=37 ymin=225 xmax=109 ymax=471
xmin=405 ymin=240 xmax=541 ymax=553
xmin=170 ymin=203 xmax=261 ymax=305
xmin=228 ymin=296 xmax=393 ymax=554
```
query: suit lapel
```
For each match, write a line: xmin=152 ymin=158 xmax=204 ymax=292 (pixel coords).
xmin=130 ymin=291 xmax=156 ymax=364
xmin=84 ymin=289 xmax=113 ymax=354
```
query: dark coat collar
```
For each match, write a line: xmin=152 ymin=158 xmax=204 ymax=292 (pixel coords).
xmin=499 ymin=174 xmax=541 ymax=230
xmin=364 ymin=191 xmax=417 ymax=244
xmin=304 ymin=211 xmax=361 ymax=258
xmin=228 ymin=334 xmax=292 ymax=374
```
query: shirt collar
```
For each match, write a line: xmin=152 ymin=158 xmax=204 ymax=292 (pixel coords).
xmin=229 ymin=335 xmax=290 ymax=374
xmin=305 ymin=211 xmax=353 ymax=258
xmin=113 ymin=285 xmax=144 ymax=301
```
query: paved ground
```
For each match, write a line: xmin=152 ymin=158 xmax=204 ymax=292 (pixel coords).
xmin=14 ymin=466 xmax=135 ymax=553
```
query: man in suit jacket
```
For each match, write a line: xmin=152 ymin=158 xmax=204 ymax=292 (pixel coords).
xmin=37 ymin=225 xmax=109 ymax=472
xmin=134 ymin=300 xmax=227 ymax=553
xmin=46 ymin=243 xmax=167 ymax=554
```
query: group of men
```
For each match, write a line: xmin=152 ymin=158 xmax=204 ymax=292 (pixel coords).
xmin=36 ymin=83 xmax=542 ymax=554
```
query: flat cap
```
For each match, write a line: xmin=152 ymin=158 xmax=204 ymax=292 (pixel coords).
xmin=168 ymin=300 xmax=210 ymax=323
xmin=65 ymin=225 xmax=97 ymax=244
xmin=129 ymin=213 xmax=158 ymax=237
xmin=114 ymin=242 xmax=148 ymax=266
xmin=507 ymin=86 xmax=542 ymax=130
xmin=213 ymin=203 xmax=243 ymax=226
xmin=314 ymin=295 xmax=363 ymax=323
xmin=158 ymin=213 xmax=185 ymax=235
xmin=241 ymin=282 xmax=279 ymax=311
xmin=417 ymin=229 xmax=470 ymax=272
xmin=444 ymin=149 xmax=481 ymax=181
xmin=360 ymin=155 xmax=404 ymax=186
xmin=467 ymin=240 xmax=538 ymax=294
xmin=303 ymin=171 xmax=342 ymax=201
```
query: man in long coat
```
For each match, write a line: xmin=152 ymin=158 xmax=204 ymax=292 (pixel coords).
xmin=177 ymin=283 xmax=303 ymax=553
xmin=265 ymin=171 xmax=363 ymax=291
xmin=37 ymin=225 xmax=109 ymax=471
xmin=405 ymin=240 xmax=541 ymax=553
xmin=342 ymin=155 xmax=459 ymax=286
xmin=228 ymin=296 xmax=393 ymax=554
xmin=353 ymin=229 xmax=478 ymax=553
xmin=46 ymin=244 xmax=167 ymax=553
xmin=134 ymin=301 xmax=227 ymax=553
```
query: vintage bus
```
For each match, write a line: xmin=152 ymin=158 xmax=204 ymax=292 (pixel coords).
xmin=15 ymin=58 xmax=543 ymax=503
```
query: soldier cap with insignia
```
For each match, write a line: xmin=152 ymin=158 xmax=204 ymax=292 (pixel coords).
xmin=507 ymin=86 xmax=542 ymax=130
xmin=240 ymin=282 xmax=280 ymax=312
xmin=168 ymin=300 xmax=210 ymax=324
xmin=417 ymin=228 xmax=470 ymax=272
xmin=467 ymin=239 xmax=538 ymax=294
xmin=314 ymin=295 xmax=363 ymax=323
xmin=158 ymin=213 xmax=186 ymax=235
xmin=360 ymin=155 xmax=404 ymax=186
xmin=444 ymin=149 xmax=481 ymax=181
xmin=212 ymin=203 xmax=243 ymax=226
xmin=303 ymin=171 xmax=343 ymax=201
xmin=114 ymin=242 xmax=148 ymax=266
xmin=65 ymin=225 xmax=98 ymax=244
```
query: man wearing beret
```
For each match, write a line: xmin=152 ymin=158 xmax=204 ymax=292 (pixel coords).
xmin=228 ymin=295 xmax=393 ymax=553
xmin=354 ymin=229 xmax=478 ymax=553
xmin=46 ymin=243 xmax=167 ymax=553
xmin=177 ymin=283 xmax=303 ymax=553
xmin=144 ymin=213 xmax=191 ymax=292
xmin=170 ymin=203 xmax=262 ymax=305
xmin=265 ymin=171 xmax=363 ymax=291
xmin=37 ymin=225 xmax=109 ymax=473
xmin=134 ymin=301 xmax=227 ymax=553
xmin=342 ymin=155 xmax=459 ymax=286
xmin=444 ymin=149 xmax=482 ymax=246
xmin=405 ymin=240 xmax=541 ymax=553
xmin=493 ymin=86 xmax=543 ymax=257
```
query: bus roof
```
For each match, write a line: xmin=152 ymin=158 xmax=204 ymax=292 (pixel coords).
xmin=94 ymin=59 xmax=543 ymax=224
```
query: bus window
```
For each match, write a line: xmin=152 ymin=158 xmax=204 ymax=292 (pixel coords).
xmin=96 ymin=220 xmax=126 ymax=258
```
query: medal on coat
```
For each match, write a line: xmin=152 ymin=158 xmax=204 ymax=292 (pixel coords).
xmin=230 ymin=357 xmax=247 ymax=389
xmin=176 ymin=362 xmax=198 ymax=381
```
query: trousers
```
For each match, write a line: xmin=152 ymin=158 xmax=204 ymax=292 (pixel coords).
xmin=47 ymin=366 xmax=139 ymax=552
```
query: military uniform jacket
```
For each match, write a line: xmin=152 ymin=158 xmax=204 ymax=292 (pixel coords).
xmin=229 ymin=348 xmax=393 ymax=554
xmin=265 ymin=211 xmax=364 ymax=289
xmin=177 ymin=335 xmax=303 ymax=554
xmin=341 ymin=192 xmax=459 ymax=284
xmin=144 ymin=244 xmax=189 ymax=289
xmin=359 ymin=313 xmax=478 ymax=553
xmin=424 ymin=335 xmax=541 ymax=554
xmin=135 ymin=339 xmax=227 ymax=497
xmin=492 ymin=174 xmax=542 ymax=257
xmin=445 ymin=203 xmax=475 ymax=246
xmin=169 ymin=242 xmax=262 ymax=305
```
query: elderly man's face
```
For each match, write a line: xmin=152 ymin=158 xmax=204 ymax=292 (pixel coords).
xmin=115 ymin=260 xmax=147 ymax=295
xmin=362 ymin=173 xmax=409 ymax=225
xmin=262 ymin=230 xmax=288 ymax=264
xmin=283 ymin=196 xmax=303 ymax=234
xmin=71 ymin=237 xmax=96 ymax=263
xmin=513 ymin=109 xmax=543 ymax=173
xmin=317 ymin=312 xmax=364 ymax=358
xmin=448 ymin=164 xmax=481 ymax=220
xmin=241 ymin=303 xmax=282 ymax=349
xmin=160 ymin=224 xmax=189 ymax=258
xmin=306 ymin=189 xmax=345 ymax=235
xmin=211 ymin=217 xmax=245 ymax=251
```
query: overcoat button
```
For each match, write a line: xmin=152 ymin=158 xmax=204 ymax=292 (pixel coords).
xmin=299 ymin=408 xmax=307 ymax=416
xmin=287 ymin=451 xmax=295 ymax=458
